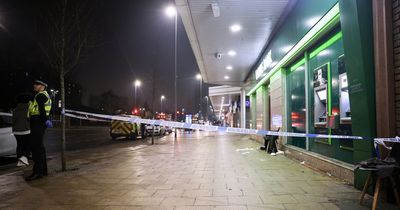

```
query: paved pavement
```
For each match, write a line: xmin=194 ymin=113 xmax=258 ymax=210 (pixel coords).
xmin=0 ymin=126 xmax=154 ymax=174
xmin=0 ymin=131 xmax=392 ymax=209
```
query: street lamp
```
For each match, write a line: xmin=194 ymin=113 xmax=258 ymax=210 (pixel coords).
xmin=165 ymin=5 xmax=177 ymax=138
xmin=196 ymin=74 xmax=202 ymax=119
xmin=134 ymin=79 xmax=141 ymax=108
xmin=160 ymin=95 xmax=165 ymax=113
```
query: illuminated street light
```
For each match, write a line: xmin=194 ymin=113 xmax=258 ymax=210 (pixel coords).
xmin=160 ymin=95 xmax=165 ymax=112
xmin=165 ymin=5 xmax=178 ymax=138
xmin=134 ymin=79 xmax=141 ymax=108
xmin=165 ymin=6 xmax=176 ymax=18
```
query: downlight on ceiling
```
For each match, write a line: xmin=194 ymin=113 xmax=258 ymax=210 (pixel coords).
xmin=230 ymin=24 xmax=242 ymax=33
xmin=227 ymin=50 xmax=236 ymax=56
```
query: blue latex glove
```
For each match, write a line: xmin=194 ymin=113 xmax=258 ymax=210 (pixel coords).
xmin=45 ymin=120 xmax=53 ymax=128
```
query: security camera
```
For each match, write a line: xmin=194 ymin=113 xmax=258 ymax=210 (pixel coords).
xmin=215 ymin=52 xmax=222 ymax=60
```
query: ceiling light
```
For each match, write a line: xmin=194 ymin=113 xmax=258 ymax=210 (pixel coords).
xmin=224 ymin=76 xmax=230 ymax=80
xmin=230 ymin=24 xmax=242 ymax=33
xmin=227 ymin=50 xmax=236 ymax=56
xmin=226 ymin=66 xmax=233 ymax=70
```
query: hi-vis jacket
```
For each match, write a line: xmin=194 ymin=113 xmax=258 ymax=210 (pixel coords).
xmin=29 ymin=91 xmax=52 ymax=117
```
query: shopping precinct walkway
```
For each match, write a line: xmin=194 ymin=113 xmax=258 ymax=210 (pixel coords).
xmin=0 ymin=132 xmax=382 ymax=209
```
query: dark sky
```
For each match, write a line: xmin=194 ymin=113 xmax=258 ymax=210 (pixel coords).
xmin=0 ymin=0 xmax=207 ymax=114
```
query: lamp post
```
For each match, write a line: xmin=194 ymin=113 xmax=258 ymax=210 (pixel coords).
xmin=160 ymin=95 xmax=165 ymax=113
xmin=134 ymin=80 xmax=141 ymax=108
xmin=166 ymin=5 xmax=177 ymax=138
xmin=196 ymin=74 xmax=202 ymax=119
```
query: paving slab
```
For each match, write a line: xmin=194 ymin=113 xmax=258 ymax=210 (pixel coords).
xmin=0 ymin=132 xmax=394 ymax=209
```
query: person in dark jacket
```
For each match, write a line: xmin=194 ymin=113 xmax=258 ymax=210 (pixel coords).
xmin=26 ymin=80 xmax=52 ymax=181
xmin=12 ymin=93 xmax=32 ymax=167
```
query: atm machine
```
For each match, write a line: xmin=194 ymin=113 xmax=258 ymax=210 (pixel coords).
xmin=337 ymin=55 xmax=352 ymax=149
xmin=313 ymin=64 xmax=328 ymax=129
xmin=338 ymin=56 xmax=351 ymax=124
xmin=313 ymin=63 xmax=334 ymax=144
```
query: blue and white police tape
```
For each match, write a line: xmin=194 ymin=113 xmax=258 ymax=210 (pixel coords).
xmin=64 ymin=109 xmax=369 ymax=141
xmin=0 ymin=112 xmax=12 ymax=117
xmin=374 ymin=137 xmax=400 ymax=144
xmin=64 ymin=112 xmax=110 ymax=122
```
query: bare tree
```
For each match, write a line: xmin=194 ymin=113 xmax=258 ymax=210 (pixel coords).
xmin=37 ymin=0 xmax=95 ymax=171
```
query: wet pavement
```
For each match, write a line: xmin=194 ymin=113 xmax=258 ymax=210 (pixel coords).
xmin=0 ymin=126 xmax=152 ymax=174
xmin=0 ymin=131 xmax=395 ymax=209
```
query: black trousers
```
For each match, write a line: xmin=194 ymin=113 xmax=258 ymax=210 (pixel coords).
xmin=264 ymin=135 xmax=278 ymax=153
xmin=15 ymin=134 xmax=30 ymax=159
xmin=30 ymin=120 xmax=47 ymax=176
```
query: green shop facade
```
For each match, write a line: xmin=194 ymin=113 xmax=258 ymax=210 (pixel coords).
xmin=246 ymin=0 xmax=375 ymax=188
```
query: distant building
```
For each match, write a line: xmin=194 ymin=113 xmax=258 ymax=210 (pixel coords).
xmin=64 ymin=81 xmax=82 ymax=109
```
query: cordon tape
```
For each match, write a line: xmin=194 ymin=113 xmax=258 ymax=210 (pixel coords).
xmin=4 ymin=110 xmax=399 ymax=144
xmin=63 ymin=109 xmax=369 ymax=140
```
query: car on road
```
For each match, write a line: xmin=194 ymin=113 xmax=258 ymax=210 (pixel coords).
xmin=145 ymin=125 xmax=165 ymax=136
xmin=165 ymin=126 xmax=173 ymax=134
xmin=0 ymin=112 xmax=16 ymax=156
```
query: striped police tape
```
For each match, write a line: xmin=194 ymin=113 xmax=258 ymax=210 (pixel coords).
xmin=64 ymin=112 xmax=109 ymax=122
xmin=0 ymin=112 xmax=13 ymax=117
xmin=373 ymin=137 xmax=400 ymax=143
xmin=64 ymin=109 xmax=368 ymax=140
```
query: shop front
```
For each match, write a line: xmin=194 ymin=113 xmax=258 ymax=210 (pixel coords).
xmin=247 ymin=0 xmax=376 ymax=187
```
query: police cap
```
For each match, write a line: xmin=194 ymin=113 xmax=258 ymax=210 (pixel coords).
xmin=33 ymin=80 xmax=48 ymax=88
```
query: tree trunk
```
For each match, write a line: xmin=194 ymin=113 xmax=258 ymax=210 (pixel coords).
xmin=60 ymin=73 xmax=66 ymax=171
xmin=60 ymin=0 xmax=66 ymax=171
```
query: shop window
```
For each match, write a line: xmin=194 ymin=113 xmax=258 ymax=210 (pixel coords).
xmin=287 ymin=63 xmax=306 ymax=149
xmin=308 ymin=31 xmax=354 ymax=163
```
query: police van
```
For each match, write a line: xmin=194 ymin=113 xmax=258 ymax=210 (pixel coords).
xmin=110 ymin=115 xmax=146 ymax=140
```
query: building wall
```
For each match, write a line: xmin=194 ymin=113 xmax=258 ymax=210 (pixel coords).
xmin=255 ymin=86 xmax=265 ymax=130
xmin=270 ymin=72 xmax=283 ymax=131
xmin=250 ymin=94 xmax=256 ymax=129
xmin=393 ymin=0 xmax=400 ymax=135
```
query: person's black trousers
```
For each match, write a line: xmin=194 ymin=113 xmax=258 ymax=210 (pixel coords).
xmin=15 ymin=134 xmax=30 ymax=159
xmin=30 ymin=119 xmax=47 ymax=176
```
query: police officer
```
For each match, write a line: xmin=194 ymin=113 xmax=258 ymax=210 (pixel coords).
xmin=26 ymin=80 xmax=52 ymax=181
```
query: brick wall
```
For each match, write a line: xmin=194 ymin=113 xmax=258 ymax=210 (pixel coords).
xmin=393 ymin=0 xmax=400 ymax=135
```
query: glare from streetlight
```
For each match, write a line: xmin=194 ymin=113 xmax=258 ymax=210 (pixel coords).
xmin=196 ymin=74 xmax=202 ymax=80
xmin=161 ymin=95 xmax=165 ymax=100
xmin=165 ymin=6 xmax=177 ymax=18
xmin=134 ymin=80 xmax=141 ymax=87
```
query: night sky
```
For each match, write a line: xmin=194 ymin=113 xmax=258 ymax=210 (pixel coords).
xmin=0 ymin=0 xmax=208 ymax=114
